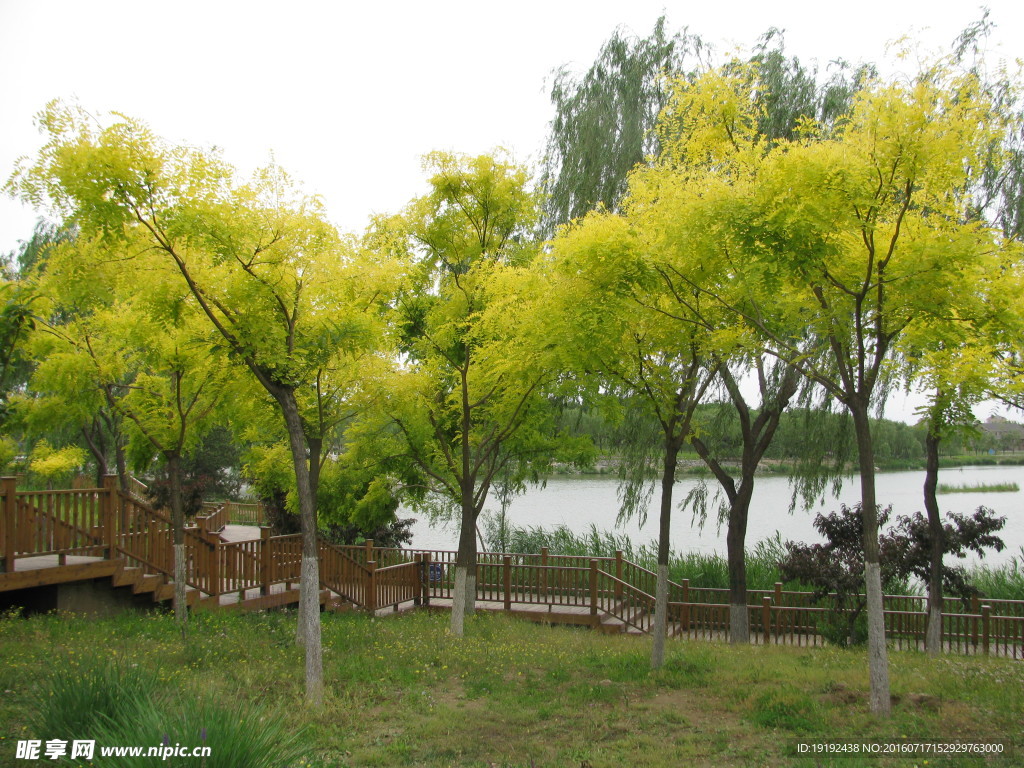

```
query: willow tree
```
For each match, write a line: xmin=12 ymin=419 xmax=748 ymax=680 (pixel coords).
xmin=655 ymin=62 xmax=1007 ymax=714
xmin=375 ymin=151 xmax=559 ymax=637
xmin=538 ymin=16 xmax=706 ymax=236
xmin=9 ymin=102 xmax=387 ymax=704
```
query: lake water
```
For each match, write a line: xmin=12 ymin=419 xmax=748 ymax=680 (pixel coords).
xmin=408 ymin=465 xmax=1024 ymax=566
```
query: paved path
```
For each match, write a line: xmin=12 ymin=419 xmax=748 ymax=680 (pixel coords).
xmin=218 ymin=524 xmax=262 ymax=543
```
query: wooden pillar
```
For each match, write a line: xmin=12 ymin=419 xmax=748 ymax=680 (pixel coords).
xmin=366 ymin=561 xmax=377 ymax=613
xmin=774 ymin=581 xmax=783 ymax=607
xmin=972 ymin=595 xmax=980 ymax=649
xmin=682 ymin=578 xmax=690 ymax=632
xmin=541 ymin=547 xmax=548 ymax=602
xmin=102 ymin=474 xmax=118 ymax=559
xmin=420 ymin=553 xmax=431 ymax=607
xmin=614 ymin=550 xmax=623 ymax=601
xmin=503 ymin=555 xmax=512 ymax=612
xmin=2 ymin=476 xmax=16 ymax=573
xmin=589 ymin=559 xmax=598 ymax=618
xmin=762 ymin=597 xmax=772 ymax=646
xmin=982 ymin=605 xmax=991 ymax=657
xmin=209 ymin=535 xmax=221 ymax=600
xmin=260 ymin=527 xmax=271 ymax=596
xmin=364 ymin=538 xmax=374 ymax=565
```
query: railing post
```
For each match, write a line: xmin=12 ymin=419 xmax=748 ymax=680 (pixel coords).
xmin=366 ymin=561 xmax=377 ymax=613
xmin=541 ymin=547 xmax=549 ymax=602
xmin=503 ymin=555 xmax=512 ymax=612
xmin=589 ymin=559 xmax=598 ymax=618
xmin=2 ymin=476 xmax=16 ymax=573
xmin=414 ymin=553 xmax=424 ymax=606
xmin=682 ymin=578 xmax=690 ymax=632
xmin=209 ymin=535 xmax=221 ymax=601
xmin=364 ymin=538 xmax=374 ymax=565
xmin=614 ymin=550 xmax=623 ymax=601
xmin=420 ymin=553 xmax=431 ymax=606
xmin=982 ymin=605 xmax=991 ymax=656
xmin=972 ymin=595 xmax=980 ymax=649
xmin=762 ymin=597 xmax=772 ymax=645
xmin=102 ymin=474 xmax=118 ymax=559
xmin=774 ymin=581 xmax=783 ymax=606
xmin=260 ymin=527 xmax=271 ymax=596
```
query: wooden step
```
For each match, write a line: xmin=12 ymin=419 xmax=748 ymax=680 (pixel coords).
xmin=134 ymin=573 xmax=163 ymax=595
xmin=111 ymin=566 xmax=142 ymax=588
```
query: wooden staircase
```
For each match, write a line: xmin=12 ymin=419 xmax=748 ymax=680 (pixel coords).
xmin=108 ymin=562 xmax=201 ymax=608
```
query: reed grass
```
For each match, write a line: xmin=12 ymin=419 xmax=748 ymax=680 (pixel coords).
xmin=968 ymin=547 xmax=1024 ymax=601
xmin=937 ymin=482 xmax=1020 ymax=493
xmin=495 ymin=522 xmax=794 ymax=591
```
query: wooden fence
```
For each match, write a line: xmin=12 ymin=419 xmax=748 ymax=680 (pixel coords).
xmin=201 ymin=500 xmax=265 ymax=526
xmin=340 ymin=541 xmax=1024 ymax=658
xmin=3 ymin=479 xmax=1023 ymax=657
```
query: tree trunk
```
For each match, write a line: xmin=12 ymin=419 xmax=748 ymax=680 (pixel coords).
xmin=651 ymin=440 xmax=679 ymax=669
xmin=451 ymin=504 xmax=478 ymax=637
xmin=923 ymin=426 xmax=944 ymax=655
xmin=727 ymin=482 xmax=754 ymax=644
xmin=851 ymin=403 xmax=891 ymax=716
xmin=274 ymin=386 xmax=323 ymax=706
xmin=167 ymin=452 xmax=187 ymax=638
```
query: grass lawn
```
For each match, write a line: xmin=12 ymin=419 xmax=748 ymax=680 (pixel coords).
xmin=1 ymin=608 xmax=1021 ymax=767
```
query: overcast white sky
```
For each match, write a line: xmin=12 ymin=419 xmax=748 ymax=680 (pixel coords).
xmin=2 ymin=0 xmax=1022 ymax=422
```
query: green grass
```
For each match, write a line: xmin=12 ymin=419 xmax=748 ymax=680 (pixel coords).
xmin=2 ymin=608 xmax=1022 ymax=767
xmin=937 ymin=482 xmax=1020 ymax=494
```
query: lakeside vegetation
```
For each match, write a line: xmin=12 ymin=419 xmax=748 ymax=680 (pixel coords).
xmin=937 ymin=482 xmax=1021 ymax=494
xmin=482 ymin=522 xmax=1024 ymax=602
xmin=2 ymin=609 xmax=1021 ymax=767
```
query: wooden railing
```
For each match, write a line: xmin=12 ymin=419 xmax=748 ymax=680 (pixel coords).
xmin=195 ymin=503 xmax=229 ymax=535
xmin=4 ymin=478 xmax=1024 ymax=657
xmin=201 ymin=500 xmax=264 ymax=526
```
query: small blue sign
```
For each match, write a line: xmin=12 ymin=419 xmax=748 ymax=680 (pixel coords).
xmin=429 ymin=563 xmax=442 ymax=582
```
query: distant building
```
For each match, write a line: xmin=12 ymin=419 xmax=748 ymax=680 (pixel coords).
xmin=977 ymin=415 xmax=1024 ymax=452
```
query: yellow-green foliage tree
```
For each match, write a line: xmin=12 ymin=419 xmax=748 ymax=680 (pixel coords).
xmin=9 ymin=102 xmax=390 ymax=704
xmin=372 ymin=151 xmax=564 ymax=637
xmin=25 ymin=230 xmax=234 ymax=629
xmin=542 ymin=210 xmax=718 ymax=668
xmin=638 ymin=61 xmax=1013 ymax=714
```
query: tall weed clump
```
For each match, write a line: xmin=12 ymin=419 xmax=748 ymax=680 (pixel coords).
xmin=92 ymin=699 xmax=308 ymax=768
xmin=32 ymin=655 xmax=307 ymax=767
xmin=32 ymin=655 xmax=159 ymax=737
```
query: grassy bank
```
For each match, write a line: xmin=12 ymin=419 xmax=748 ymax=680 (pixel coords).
xmin=1 ymin=609 xmax=1021 ymax=767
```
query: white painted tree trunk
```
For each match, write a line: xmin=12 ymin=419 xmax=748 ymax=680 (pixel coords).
xmin=729 ymin=603 xmax=749 ymax=644
xmin=651 ymin=565 xmax=669 ymax=669
xmin=926 ymin=603 xmax=943 ymax=655
xmin=300 ymin=554 xmax=323 ymax=706
xmin=864 ymin=561 xmax=891 ymax=715
xmin=450 ymin=565 xmax=467 ymax=637
xmin=464 ymin=570 xmax=476 ymax=616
